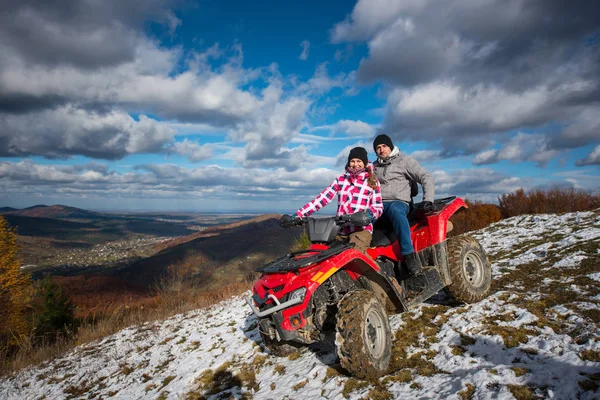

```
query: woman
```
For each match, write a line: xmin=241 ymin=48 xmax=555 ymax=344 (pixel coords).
xmin=294 ymin=147 xmax=383 ymax=253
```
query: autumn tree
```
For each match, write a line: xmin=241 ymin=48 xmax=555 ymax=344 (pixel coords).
xmin=0 ymin=216 xmax=31 ymax=349
xmin=449 ymin=200 xmax=502 ymax=236
xmin=499 ymin=187 xmax=600 ymax=217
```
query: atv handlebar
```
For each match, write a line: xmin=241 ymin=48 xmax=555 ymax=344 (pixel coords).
xmin=280 ymin=211 xmax=371 ymax=229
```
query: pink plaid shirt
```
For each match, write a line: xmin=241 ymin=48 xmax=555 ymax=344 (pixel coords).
xmin=296 ymin=170 xmax=383 ymax=234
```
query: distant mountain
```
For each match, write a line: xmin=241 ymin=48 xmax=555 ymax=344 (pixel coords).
xmin=0 ymin=207 xmax=17 ymax=213
xmin=114 ymin=214 xmax=302 ymax=288
xmin=9 ymin=204 xmax=108 ymax=220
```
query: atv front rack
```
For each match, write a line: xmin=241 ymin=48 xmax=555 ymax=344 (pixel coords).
xmin=245 ymin=294 xmax=303 ymax=318
xmin=256 ymin=242 xmax=352 ymax=273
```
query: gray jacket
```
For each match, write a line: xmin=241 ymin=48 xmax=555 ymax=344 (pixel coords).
xmin=373 ymin=147 xmax=435 ymax=203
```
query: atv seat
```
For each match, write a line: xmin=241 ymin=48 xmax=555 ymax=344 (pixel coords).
xmin=370 ymin=197 xmax=457 ymax=247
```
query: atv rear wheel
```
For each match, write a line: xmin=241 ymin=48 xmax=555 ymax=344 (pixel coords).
xmin=446 ymin=235 xmax=491 ymax=303
xmin=335 ymin=290 xmax=391 ymax=379
xmin=259 ymin=330 xmax=302 ymax=357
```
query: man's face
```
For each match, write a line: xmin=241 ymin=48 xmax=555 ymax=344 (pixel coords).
xmin=375 ymin=144 xmax=392 ymax=159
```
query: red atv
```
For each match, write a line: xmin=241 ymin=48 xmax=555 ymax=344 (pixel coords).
xmin=246 ymin=197 xmax=491 ymax=379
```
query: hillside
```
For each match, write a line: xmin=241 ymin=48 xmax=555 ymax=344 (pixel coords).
xmin=112 ymin=214 xmax=302 ymax=288
xmin=1 ymin=210 xmax=599 ymax=399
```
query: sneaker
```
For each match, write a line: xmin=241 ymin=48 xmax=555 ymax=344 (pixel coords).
xmin=404 ymin=252 xmax=422 ymax=276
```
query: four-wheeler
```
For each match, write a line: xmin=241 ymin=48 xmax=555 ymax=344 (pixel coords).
xmin=246 ymin=197 xmax=492 ymax=379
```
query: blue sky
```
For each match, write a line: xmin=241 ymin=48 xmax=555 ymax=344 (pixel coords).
xmin=0 ymin=0 xmax=598 ymax=212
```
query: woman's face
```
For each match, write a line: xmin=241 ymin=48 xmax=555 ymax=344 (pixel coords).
xmin=349 ymin=158 xmax=365 ymax=169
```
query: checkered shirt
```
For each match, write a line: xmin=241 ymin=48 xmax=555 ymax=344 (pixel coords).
xmin=296 ymin=171 xmax=383 ymax=234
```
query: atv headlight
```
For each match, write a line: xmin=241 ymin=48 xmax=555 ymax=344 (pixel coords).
xmin=288 ymin=287 xmax=306 ymax=302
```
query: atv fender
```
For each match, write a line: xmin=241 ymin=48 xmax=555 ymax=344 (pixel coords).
xmin=335 ymin=249 xmax=407 ymax=312
xmin=425 ymin=197 xmax=467 ymax=247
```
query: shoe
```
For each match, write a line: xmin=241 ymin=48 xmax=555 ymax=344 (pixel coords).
xmin=404 ymin=252 xmax=422 ymax=276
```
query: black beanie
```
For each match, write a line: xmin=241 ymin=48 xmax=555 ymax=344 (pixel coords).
xmin=373 ymin=134 xmax=394 ymax=152
xmin=347 ymin=147 xmax=369 ymax=166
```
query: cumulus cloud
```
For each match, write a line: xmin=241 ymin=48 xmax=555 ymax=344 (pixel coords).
xmin=169 ymin=139 xmax=213 ymax=162
xmin=229 ymin=80 xmax=312 ymax=169
xmin=472 ymin=133 xmax=559 ymax=167
xmin=299 ymin=40 xmax=310 ymax=60
xmin=0 ymin=2 xmax=358 ymax=170
xmin=410 ymin=149 xmax=444 ymax=163
xmin=553 ymin=107 xmax=600 ymax=149
xmin=0 ymin=42 xmax=260 ymax=123
xmin=0 ymin=160 xmax=339 ymax=202
xmin=297 ymin=63 xmax=356 ymax=96
xmin=576 ymin=145 xmax=600 ymax=166
xmin=333 ymin=0 xmax=600 ymax=88
xmin=311 ymin=119 xmax=376 ymax=137
xmin=331 ymin=0 xmax=600 ymax=160
xmin=0 ymin=106 xmax=175 ymax=159
xmin=334 ymin=120 xmax=375 ymax=136
xmin=0 ymin=0 xmax=179 ymax=70
xmin=433 ymin=168 xmax=525 ymax=202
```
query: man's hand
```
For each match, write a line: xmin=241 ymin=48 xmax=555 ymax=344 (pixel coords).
xmin=421 ymin=201 xmax=433 ymax=212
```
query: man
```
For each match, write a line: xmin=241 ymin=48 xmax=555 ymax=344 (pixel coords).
xmin=372 ymin=134 xmax=435 ymax=275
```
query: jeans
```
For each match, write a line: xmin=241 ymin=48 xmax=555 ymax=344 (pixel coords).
xmin=383 ymin=201 xmax=414 ymax=255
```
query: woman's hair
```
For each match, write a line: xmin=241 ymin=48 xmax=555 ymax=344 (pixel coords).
xmin=366 ymin=165 xmax=379 ymax=190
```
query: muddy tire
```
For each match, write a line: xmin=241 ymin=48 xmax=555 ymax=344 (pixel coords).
xmin=335 ymin=290 xmax=391 ymax=379
xmin=259 ymin=330 xmax=302 ymax=357
xmin=446 ymin=235 xmax=492 ymax=303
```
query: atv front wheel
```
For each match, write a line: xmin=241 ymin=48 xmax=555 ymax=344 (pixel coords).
xmin=259 ymin=330 xmax=302 ymax=357
xmin=336 ymin=290 xmax=391 ymax=379
xmin=446 ymin=235 xmax=492 ymax=303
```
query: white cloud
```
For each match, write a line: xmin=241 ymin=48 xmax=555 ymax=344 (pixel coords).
xmin=576 ymin=145 xmax=600 ymax=166
xmin=411 ymin=149 xmax=443 ymax=163
xmin=296 ymin=63 xmax=356 ymax=96
xmin=385 ymin=81 xmax=596 ymax=143
xmin=432 ymin=168 xmax=525 ymax=202
xmin=228 ymin=80 xmax=311 ymax=168
xmin=0 ymin=106 xmax=175 ymax=159
xmin=331 ymin=0 xmax=420 ymax=43
xmin=310 ymin=119 xmax=376 ymax=138
xmin=331 ymin=0 xmax=600 ymax=160
xmin=0 ymin=160 xmax=341 ymax=203
xmin=334 ymin=120 xmax=376 ymax=137
xmin=299 ymin=40 xmax=310 ymax=60
xmin=170 ymin=139 xmax=213 ymax=162
xmin=472 ymin=133 xmax=559 ymax=166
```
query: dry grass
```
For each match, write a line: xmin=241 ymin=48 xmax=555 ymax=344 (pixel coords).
xmin=0 ymin=277 xmax=251 ymax=377
xmin=342 ymin=378 xmax=369 ymax=398
xmin=457 ymin=383 xmax=476 ymax=400
xmin=389 ymin=305 xmax=450 ymax=376
xmin=507 ymin=384 xmax=535 ymax=400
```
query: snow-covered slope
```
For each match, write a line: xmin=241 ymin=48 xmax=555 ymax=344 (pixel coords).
xmin=1 ymin=210 xmax=599 ymax=399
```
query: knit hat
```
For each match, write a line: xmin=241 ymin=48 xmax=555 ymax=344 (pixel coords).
xmin=347 ymin=146 xmax=369 ymax=166
xmin=373 ymin=134 xmax=394 ymax=152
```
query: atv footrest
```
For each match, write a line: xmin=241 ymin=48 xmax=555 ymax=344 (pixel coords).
xmin=256 ymin=242 xmax=352 ymax=273
xmin=404 ymin=267 xmax=446 ymax=308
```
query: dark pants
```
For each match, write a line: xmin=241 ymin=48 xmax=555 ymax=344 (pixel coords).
xmin=383 ymin=201 xmax=414 ymax=255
